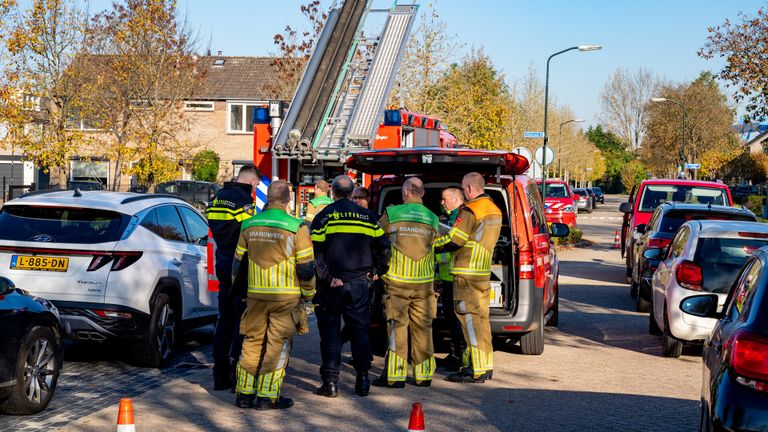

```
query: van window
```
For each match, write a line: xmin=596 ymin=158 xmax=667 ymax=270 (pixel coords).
xmin=525 ymin=183 xmax=548 ymax=234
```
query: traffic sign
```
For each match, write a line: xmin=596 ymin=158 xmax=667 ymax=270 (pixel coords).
xmin=524 ymin=131 xmax=545 ymax=138
xmin=534 ymin=146 xmax=555 ymax=166
xmin=511 ymin=146 xmax=532 ymax=161
xmin=684 ymin=163 xmax=701 ymax=170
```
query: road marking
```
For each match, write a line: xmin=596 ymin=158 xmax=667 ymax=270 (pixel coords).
xmin=579 ymin=216 xmax=622 ymax=220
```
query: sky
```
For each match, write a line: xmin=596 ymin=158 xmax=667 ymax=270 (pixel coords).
xmin=96 ymin=0 xmax=766 ymax=132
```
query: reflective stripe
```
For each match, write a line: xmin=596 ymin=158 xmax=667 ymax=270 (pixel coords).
xmin=301 ymin=287 xmax=316 ymax=298
xmin=386 ymin=350 xmax=407 ymax=382
xmin=414 ymin=356 xmax=436 ymax=382
xmin=465 ymin=311 xmax=478 ymax=346
xmin=206 ymin=207 xmax=250 ymax=222
xmin=383 ymin=248 xmax=434 ymax=284
xmin=295 ymin=247 xmax=313 ymax=260
xmin=235 ymin=245 xmax=247 ymax=256
xmin=236 ymin=363 xmax=257 ymax=395
xmin=452 ymin=267 xmax=492 ymax=276
xmin=256 ymin=369 xmax=286 ymax=400
xmin=450 ymin=227 xmax=470 ymax=241
xmin=310 ymin=224 xmax=384 ymax=242
xmin=247 ymin=258 xmax=302 ymax=295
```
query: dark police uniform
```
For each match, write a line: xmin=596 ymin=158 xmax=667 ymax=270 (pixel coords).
xmin=206 ymin=181 xmax=255 ymax=387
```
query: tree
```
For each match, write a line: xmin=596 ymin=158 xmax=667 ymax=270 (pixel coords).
xmin=620 ymin=160 xmax=647 ymax=193
xmin=599 ymin=67 xmax=660 ymax=150
xmin=700 ymin=8 xmax=768 ymax=120
xmin=84 ymin=0 xmax=204 ymax=190
xmin=585 ymin=125 xmax=634 ymax=192
xmin=192 ymin=149 xmax=219 ymax=182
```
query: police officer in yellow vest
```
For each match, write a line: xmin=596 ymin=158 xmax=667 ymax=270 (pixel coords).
xmin=305 ymin=179 xmax=332 ymax=223
xmin=373 ymin=178 xmax=439 ymax=388
xmin=232 ymin=180 xmax=316 ymax=409
xmin=435 ymin=172 xmax=502 ymax=383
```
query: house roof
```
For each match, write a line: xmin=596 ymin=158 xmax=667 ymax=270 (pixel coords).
xmin=194 ymin=56 xmax=287 ymax=101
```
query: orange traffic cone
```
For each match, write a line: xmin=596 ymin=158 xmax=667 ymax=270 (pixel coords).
xmin=408 ymin=402 xmax=425 ymax=431
xmin=612 ymin=230 xmax=621 ymax=249
xmin=116 ymin=398 xmax=136 ymax=432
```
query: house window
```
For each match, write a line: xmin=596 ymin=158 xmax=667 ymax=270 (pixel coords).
xmin=227 ymin=101 xmax=265 ymax=134
xmin=66 ymin=113 xmax=99 ymax=131
xmin=184 ymin=101 xmax=215 ymax=112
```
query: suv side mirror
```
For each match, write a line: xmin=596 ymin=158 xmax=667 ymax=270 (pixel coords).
xmin=635 ymin=224 xmax=647 ymax=234
xmin=0 ymin=277 xmax=16 ymax=295
xmin=680 ymin=294 xmax=720 ymax=319
xmin=619 ymin=202 xmax=632 ymax=213
xmin=549 ymin=222 xmax=570 ymax=238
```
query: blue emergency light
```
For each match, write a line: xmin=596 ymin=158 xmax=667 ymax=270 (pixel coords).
xmin=253 ymin=106 xmax=270 ymax=124
xmin=384 ymin=109 xmax=402 ymax=126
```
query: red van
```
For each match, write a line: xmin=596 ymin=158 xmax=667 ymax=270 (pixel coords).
xmin=535 ymin=179 xmax=577 ymax=227
xmin=347 ymin=148 xmax=569 ymax=355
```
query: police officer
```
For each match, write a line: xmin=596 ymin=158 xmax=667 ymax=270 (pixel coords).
xmin=311 ymin=175 xmax=390 ymax=398
xmin=435 ymin=172 xmax=502 ymax=383
xmin=373 ymin=178 xmax=439 ymax=388
xmin=231 ymin=180 xmax=316 ymax=409
xmin=435 ymin=186 xmax=467 ymax=372
xmin=304 ymin=179 xmax=332 ymax=223
xmin=206 ymin=165 xmax=260 ymax=390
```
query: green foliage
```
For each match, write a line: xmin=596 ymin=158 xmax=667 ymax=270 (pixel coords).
xmin=745 ymin=195 xmax=764 ymax=215
xmin=553 ymin=227 xmax=583 ymax=246
xmin=192 ymin=149 xmax=220 ymax=182
xmin=585 ymin=125 xmax=634 ymax=193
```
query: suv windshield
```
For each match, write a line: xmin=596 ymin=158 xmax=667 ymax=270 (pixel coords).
xmin=0 ymin=205 xmax=130 ymax=244
xmin=658 ymin=210 xmax=757 ymax=234
xmin=639 ymin=185 xmax=728 ymax=212
xmin=545 ymin=184 xmax=569 ymax=198
xmin=694 ymin=236 xmax=768 ymax=293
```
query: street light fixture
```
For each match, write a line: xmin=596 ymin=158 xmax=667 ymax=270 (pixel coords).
xmin=650 ymin=97 xmax=687 ymax=177
xmin=557 ymin=118 xmax=585 ymax=178
xmin=541 ymin=45 xmax=602 ymax=198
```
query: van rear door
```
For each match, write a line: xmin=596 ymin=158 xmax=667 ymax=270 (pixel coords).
xmin=346 ymin=148 xmax=530 ymax=176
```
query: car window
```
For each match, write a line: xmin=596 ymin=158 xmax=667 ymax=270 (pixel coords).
xmin=525 ymin=183 xmax=548 ymax=235
xmin=156 ymin=183 xmax=177 ymax=194
xmin=694 ymin=237 xmax=768 ymax=293
xmin=658 ymin=210 xmax=756 ymax=234
xmin=140 ymin=206 xmax=188 ymax=241
xmin=0 ymin=205 xmax=129 ymax=244
xmin=639 ymin=185 xmax=728 ymax=212
xmin=668 ymin=226 xmax=690 ymax=259
xmin=647 ymin=208 xmax=662 ymax=231
xmin=178 ymin=206 xmax=208 ymax=245
xmin=544 ymin=184 xmax=569 ymax=198
xmin=726 ymin=257 xmax=762 ymax=321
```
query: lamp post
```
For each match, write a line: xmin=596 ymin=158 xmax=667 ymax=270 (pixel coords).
xmin=541 ymin=45 xmax=601 ymax=198
xmin=558 ymin=118 xmax=585 ymax=178
xmin=651 ymin=97 xmax=687 ymax=178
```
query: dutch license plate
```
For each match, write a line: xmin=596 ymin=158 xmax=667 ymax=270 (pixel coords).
xmin=10 ymin=255 xmax=69 ymax=272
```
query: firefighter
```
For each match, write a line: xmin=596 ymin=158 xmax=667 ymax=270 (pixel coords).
xmin=311 ymin=175 xmax=391 ymax=398
xmin=304 ymin=179 xmax=332 ymax=223
xmin=232 ymin=180 xmax=316 ymax=409
xmin=373 ymin=177 xmax=439 ymax=388
xmin=206 ymin=165 xmax=261 ymax=390
xmin=435 ymin=172 xmax=502 ymax=383
xmin=434 ymin=186 xmax=467 ymax=372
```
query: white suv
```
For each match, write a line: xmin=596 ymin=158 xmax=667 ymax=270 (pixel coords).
xmin=0 ymin=190 xmax=217 ymax=367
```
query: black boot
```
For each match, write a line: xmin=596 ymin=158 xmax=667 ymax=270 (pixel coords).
xmin=255 ymin=396 xmax=294 ymax=410
xmin=413 ymin=379 xmax=432 ymax=387
xmin=485 ymin=370 xmax=493 ymax=380
xmin=316 ymin=382 xmax=338 ymax=398
xmin=435 ymin=354 xmax=463 ymax=372
xmin=355 ymin=372 xmax=370 ymax=397
xmin=235 ymin=393 xmax=255 ymax=408
xmin=447 ymin=368 xmax=486 ymax=383
xmin=214 ymin=375 xmax=233 ymax=391
xmin=372 ymin=375 xmax=405 ymax=388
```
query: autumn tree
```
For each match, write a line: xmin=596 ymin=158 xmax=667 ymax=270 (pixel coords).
xmin=700 ymin=8 xmax=768 ymax=120
xmin=83 ymin=0 xmax=204 ymax=190
xmin=586 ymin=125 xmax=634 ymax=192
xmin=620 ymin=160 xmax=647 ymax=192
xmin=599 ymin=67 xmax=660 ymax=150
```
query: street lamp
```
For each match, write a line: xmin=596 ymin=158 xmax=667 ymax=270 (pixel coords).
xmin=557 ymin=118 xmax=585 ymax=178
xmin=651 ymin=97 xmax=687 ymax=178
xmin=541 ymin=45 xmax=602 ymax=198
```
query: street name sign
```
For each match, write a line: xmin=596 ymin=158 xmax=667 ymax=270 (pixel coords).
xmin=524 ymin=131 xmax=545 ymax=138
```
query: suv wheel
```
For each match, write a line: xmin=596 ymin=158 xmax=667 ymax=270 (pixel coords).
xmin=520 ymin=309 xmax=544 ymax=355
xmin=546 ymin=286 xmax=559 ymax=327
xmin=662 ymin=308 xmax=683 ymax=358
xmin=135 ymin=293 xmax=177 ymax=368
xmin=0 ymin=326 xmax=61 ymax=415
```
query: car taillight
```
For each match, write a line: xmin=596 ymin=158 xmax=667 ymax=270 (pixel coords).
xmin=111 ymin=252 xmax=142 ymax=271
xmin=92 ymin=309 xmax=133 ymax=319
xmin=729 ymin=330 xmax=768 ymax=392
xmin=87 ymin=254 xmax=113 ymax=271
xmin=647 ymin=238 xmax=672 ymax=249
xmin=519 ymin=250 xmax=534 ymax=279
xmin=675 ymin=260 xmax=702 ymax=291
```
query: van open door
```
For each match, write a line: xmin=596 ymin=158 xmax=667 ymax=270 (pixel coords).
xmin=346 ymin=148 xmax=530 ymax=176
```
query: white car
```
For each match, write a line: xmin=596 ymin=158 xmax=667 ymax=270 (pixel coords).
xmin=650 ymin=220 xmax=768 ymax=357
xmin=0 ymin=190 xmax=217 ymax=367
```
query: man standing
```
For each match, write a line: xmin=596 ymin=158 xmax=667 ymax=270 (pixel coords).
xmin=311 ymin=175 xmax=390 ymax=398
xmin=232 ymin=181 xmax=316 ymax=409
xmin=206 ymin=165 xmax=260 ymax=390
xmin=304 ymin=179 xmax=332 ymax=223
xmin=373 ymin=178 xmax=439 ymax=388
xmin=435 ymin=172 xmax=501 ymax=383
xmin=434 ymin=186 xmax=467 ymax=372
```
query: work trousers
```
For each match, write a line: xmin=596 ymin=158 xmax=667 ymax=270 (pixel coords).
xmin=454 ymin=275 xmax=493 ymax=378
xmin=315 ymin=277 xmax=372 ymax=384
xmin=382 ymin=283 xmax=437 ymax=383
xmin=236 ymin=298 xmax=297 ymax=400
xmin=213 ymin=277 xmax=246 ymax=382
xmin=438 ymin=280 xmax=467 ymax=359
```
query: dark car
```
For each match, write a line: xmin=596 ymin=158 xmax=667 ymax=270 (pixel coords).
xmin=681 ymin=247 xmax=768 ymax=431
xmin=585 ymin=187 xmax=598 ymax=208
xmin=0 ymin=277 xmax=62 ymax=415
xmin=154 ymin=180 xmax=221 ymax=211
xmin=591 ymin=186 xmax=605 ymax=204
xmin=630 ymin=203 xmax=756 ymax=313
xmin=67 ymin=180 xmax=105 ymax=191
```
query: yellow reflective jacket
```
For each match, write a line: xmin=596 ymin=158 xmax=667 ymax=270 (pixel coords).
xmin=379 ymin=199 xmax=439 ymax=287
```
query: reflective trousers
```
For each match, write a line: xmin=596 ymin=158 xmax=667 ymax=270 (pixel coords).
xmin=235 ymin=298 xmax=296 ymax=400
xmin=381 ymin=283 xmax=436 ymax=383
xmin=453 ymin=275 xmax=493 ymax=378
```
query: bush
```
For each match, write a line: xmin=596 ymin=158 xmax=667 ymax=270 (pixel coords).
xmin=553 ymin=227 xmax=583 ymax=246
xmin=192 ymin=150 xmax=220 ymax=182
xmin=745 ymin=194 xmax=764 ymax=215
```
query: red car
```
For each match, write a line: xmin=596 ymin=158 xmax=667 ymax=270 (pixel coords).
xmin=619 ymin=179 xmax=733 ymax=282
xmin=536 ymin=179 xmax=577 ymax=227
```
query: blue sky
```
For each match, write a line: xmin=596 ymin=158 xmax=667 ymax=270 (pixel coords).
xmin=161 ymin=1 xmax=764 ymax=129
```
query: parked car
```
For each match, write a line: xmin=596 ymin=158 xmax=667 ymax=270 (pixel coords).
xmin=630 ymin=203 xmax=757 ymax=312
xmin=620 ymin=179 xmax=733 ymax=283
xmin=585 ymin=187 xmax=598 ymax=208
xmin=681 ymin=246 xmax=768 ymax=431
xmin=347 ymin=148 xmax=569 ymax=355
xmin=591 ymin=186 xmax=605 ymax=204
xmin=650 ymin=220 xmax=768 ymax=358
xmin=572 ymin=188 xmax=594 ymax=213
xmin=0 ymin=190 xmax=217 ymax=367
xmin=536 ymin=179 xmax=577 ymax=227
xmin=0 ymin=276 xmax=62 ymax=415
xmin=154 ymin=180 xmax=221 ymax=211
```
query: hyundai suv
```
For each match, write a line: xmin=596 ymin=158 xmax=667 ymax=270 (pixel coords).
xmin=0 ymin=190 xmax=217 ymax=367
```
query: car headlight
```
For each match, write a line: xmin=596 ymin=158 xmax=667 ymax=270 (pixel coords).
xmin=562 ymin=205 xmax=575 ymax=213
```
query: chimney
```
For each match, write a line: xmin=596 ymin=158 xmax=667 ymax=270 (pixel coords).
xmin=217 ymin=50 xmax=222 ymax=56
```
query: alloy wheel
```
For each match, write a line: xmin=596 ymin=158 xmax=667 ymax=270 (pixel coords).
xmin=23 ymin=337 xmax=57 ymax=405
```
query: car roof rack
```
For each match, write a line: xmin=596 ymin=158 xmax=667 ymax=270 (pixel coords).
xmin=120 ymin=193 xmax=189 ymax=205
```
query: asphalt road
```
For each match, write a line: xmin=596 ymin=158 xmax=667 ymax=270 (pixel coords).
xmin=1 ymin=194 xmax=703 ymax=431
